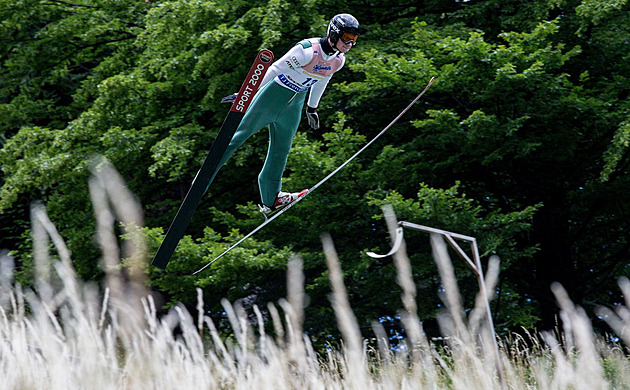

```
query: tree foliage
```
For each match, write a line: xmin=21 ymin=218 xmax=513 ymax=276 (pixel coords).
xmin=2 ymin=0 xmax=630 ymax=343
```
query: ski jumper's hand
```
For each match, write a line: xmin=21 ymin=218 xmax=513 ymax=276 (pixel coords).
xmin=306 ymin=106 xmax=319 ymax=129
xmin=221 ymin=93 xmax=238 ymax=103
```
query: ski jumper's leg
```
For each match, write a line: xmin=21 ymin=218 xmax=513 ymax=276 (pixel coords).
xmin=258 ymin=90 xmax=306 ymax=206
xmin=206 ymin=81 xmax=284 ymax=191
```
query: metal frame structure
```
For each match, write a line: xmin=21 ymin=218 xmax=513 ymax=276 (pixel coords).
xmin=368 ymin=221 xmax=507 ymax=390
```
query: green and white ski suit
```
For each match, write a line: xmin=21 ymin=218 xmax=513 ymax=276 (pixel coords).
xmin=215 ymin=38 xmax=346 ymax=207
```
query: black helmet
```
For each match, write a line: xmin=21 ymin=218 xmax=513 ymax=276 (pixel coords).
xmin=327 ymin=14 xmax=360 ymax=47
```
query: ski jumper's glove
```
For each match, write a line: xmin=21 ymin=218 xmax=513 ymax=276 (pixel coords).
xmin=306 ymin=106 xmax=319 ymax=129
xmin=221 ymin=93 xmax=238 ymax=104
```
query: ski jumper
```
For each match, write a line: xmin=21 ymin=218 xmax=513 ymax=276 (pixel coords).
xmin=213 ymin=38 xmax=346 ymax=207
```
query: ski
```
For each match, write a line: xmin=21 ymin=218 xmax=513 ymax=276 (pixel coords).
xmin=151 ymin=49 xmax=275 ymax=270
xmin=193 ymin=77 xmax=435 ymax=275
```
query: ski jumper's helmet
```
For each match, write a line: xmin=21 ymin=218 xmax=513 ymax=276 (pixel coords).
xmin=327 ymin=14 xmax=360 ymax=48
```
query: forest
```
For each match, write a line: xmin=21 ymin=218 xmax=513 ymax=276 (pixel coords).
xmin=1 ymin=0 xmax=629 ymax=347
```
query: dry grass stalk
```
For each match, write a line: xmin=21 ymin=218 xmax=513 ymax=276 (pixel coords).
xmin=0 ymin=162 xmax=628 ymax=388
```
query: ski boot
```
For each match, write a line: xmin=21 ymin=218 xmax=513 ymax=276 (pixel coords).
xmin=259 ymin=189 xmax=309 ymax=218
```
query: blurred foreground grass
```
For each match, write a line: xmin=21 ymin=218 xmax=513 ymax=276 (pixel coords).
xmin=1 ymin=161 xmax=629 ymax=389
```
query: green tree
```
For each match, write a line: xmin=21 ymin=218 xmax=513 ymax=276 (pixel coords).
xmin=0 ymin=0 xmax=145 ymax=255
xmin=0 ymin=0 xmax=321 ymax=275
xmin=2 ymin=0 xmax=630 ymax=343
xmin=337 ymin=1 xmax=630 ymax=329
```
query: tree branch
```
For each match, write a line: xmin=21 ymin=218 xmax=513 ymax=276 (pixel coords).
xmin=41 ymin=0 xmax=100 ymax=8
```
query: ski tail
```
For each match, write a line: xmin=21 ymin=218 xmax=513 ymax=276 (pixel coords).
xmin=151 ymin=49 xmax=274 ymax=270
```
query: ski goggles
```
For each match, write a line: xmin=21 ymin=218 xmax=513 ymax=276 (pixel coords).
xmin=340 ymin=32 xmax=358 ymax=45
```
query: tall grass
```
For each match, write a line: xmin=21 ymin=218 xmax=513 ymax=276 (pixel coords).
xmin=1 ymin=161 xmax=630 ymax=389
